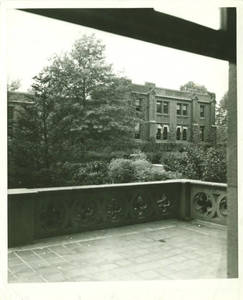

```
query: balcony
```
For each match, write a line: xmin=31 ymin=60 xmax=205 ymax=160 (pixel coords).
xmin=8 ymin=179 xmax=227 ymax=282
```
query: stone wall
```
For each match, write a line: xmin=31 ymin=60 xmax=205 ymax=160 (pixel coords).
xmin=8 ymin=180 xmax=227 ymax=247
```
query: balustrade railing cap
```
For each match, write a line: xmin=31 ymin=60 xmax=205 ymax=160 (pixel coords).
xmin=8 ymin=179 xmax=227 ymax=195
xmin=8 ymin=188 xmax=38 ymax=194
xmin=186 ymin=180 xmax=227 ymax=188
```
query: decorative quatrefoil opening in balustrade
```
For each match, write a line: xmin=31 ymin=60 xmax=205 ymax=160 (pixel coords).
xmin=39 ymin=199 xmax=67 ymax=234
xmin=71 ymin=199 xmax=99 ymax=228
xmin=106 ymin=198 xmax=124 ymax=223
xmin=216 ymin=194 xmax=227 ymax=218
xmin=132 ymin=194 xmax=151 ymax=220
xmin=193 ymin=192 xmax=216 ymax=219
xmin=156 ymin=193 xmax=171 ymax=215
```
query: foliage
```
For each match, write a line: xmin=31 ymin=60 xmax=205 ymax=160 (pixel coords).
xmin=72 ymin=161 xmax=110 ymax=185
xmin=145 ymin=152 xmax=163 ymax=164
xmin=108 ymin=159 xmax=135 ymax=183
xmin=180 ymin=81 xmax=208 ymax=93
xmin=108 ymin=156 xmax=179 ymax=184
xmin=8 ymin=102 xmax=52 ymax=188
xmin=30 ymin=34 xmax=139 ymax=158
xmin=216 ymin=92 xmax=228 ymax=145
xmin=129 ymin=150 xmax=147 ymax=161
xmin=8 ymin=34 xmax=140 ymax=188
xmin=163 ymin=145 xmax=226 ymax=183
xmin=7 ymin=79 xmax=21 ymax=92
xmin=201 ymin=147 xmax=227 ymax=182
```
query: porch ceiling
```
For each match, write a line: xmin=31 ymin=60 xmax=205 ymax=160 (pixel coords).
xmin=20 ymin=8 xmax=236 ymax=62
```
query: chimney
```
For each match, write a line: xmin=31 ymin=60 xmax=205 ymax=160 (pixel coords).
xmin=145 ymin=82 xmax=156 ymax=89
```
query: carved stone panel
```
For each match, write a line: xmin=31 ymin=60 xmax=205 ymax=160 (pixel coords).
xmin=131 ymin=193 xmax=152 ymax=221
xmin=105 ymin=197 xmax=128 ymax=224
xmin=38 ymin=197 xmax=68 ymax=236
xmin=216 ymin=193 xmax=227 ymax=219
xmin=191 ymin=187 xmax=227 ymax=225
xmin=154 ymin=193 xmax=172 ymax=216
xmin=193 ymin=192 xmax=217 ymax=219
xmin=70 ymin=198 xmax=101 ymax=229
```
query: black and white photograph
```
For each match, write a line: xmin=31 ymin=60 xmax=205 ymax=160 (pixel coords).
xmin=0 ymin=1 xmax=241 ymax=300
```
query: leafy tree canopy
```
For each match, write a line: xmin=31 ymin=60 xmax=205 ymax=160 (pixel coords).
xmin=215 ymin=92 xmax=228 ymax=145
xmin=7 ymin=79 xmax=21 ymax=92
xmin=180 ymin=81 xmax=208 ymax=93
xmin=216 ymin=92 xmax=228 ymax=126
xmin=9 ymin=34 xmax=140 ymax=188
xmin=30 ymin=35 xmax=139 ymax=158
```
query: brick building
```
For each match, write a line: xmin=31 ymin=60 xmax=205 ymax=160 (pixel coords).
xmin=132 ymin=82 xmax=216 ymax=144
xmin=8 ymin=85 xmax=216 ymax=145
xmin=7 ymin=92 xmax=33 ymax=135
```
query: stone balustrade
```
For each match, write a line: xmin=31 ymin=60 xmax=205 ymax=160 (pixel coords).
xmin=8 ymin=179 xmax=227 ymax=247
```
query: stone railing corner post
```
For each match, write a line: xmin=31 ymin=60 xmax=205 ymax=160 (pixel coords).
xmin=8 ymin=191 xmax=36 ymax=247
xmin=178 ymin=181 xmax=192 ymax=221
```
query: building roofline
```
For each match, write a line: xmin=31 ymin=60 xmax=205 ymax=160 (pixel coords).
xmin=131 ymin=82 xmax=215 ymax=97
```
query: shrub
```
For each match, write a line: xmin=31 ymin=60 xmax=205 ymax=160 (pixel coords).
xmin=108 ymin=154 xmax=181 ymax=184
xmin=130 ymin=150 xmax=147 ymax=161
xmin=108 ymin=158 xmax=135 ymax=183
xmin=202 ymin=147 xmax=226 ymax=182
xmin=132 ymin=159 xmax=153 ymax=181
xmin=163 ymin=145 xmax=226 ymax=183
xmin=73 ymin=161 xmax=110 ymax=185
xmin=145 ymin=152 xmax=163 ymax=164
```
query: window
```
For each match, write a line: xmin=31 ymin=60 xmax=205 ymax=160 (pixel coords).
xmin=156 ymin=124 xmax=162 ymax=139
xmin=182 ymin=104 xmax=188 ymax=116
xmin=163 ymin=125 xmax=168 ymax=140
xmin=163 ymin=102 xmax=169 ymax=114
xmin=156 ymin=100 xmax=162 ymax=113
xmin=157 ymin=100 xmax=169 ymax=114
xmin=156 ymin=128 xmax=162 ymax=139
xmin=177 ymin=103 xmax=188 ymax=116
xmin=156 ymin=124 xmax=169 ymax=140
xmin=182 ymin=127 xmax=187 ymax=140
xmin=135 ymin=123 xmax=141 ymax=139
xmin=200 ymin=105 xmax=205 ymax=118
xmin=135 ymin=98 xmax=142 ymax=111
xmin=200 ymin=126 xmax=205 ymax=141
xmin=176 ymin=126 xmax=181 ymax=140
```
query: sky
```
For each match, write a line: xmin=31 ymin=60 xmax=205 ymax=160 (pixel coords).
xmin=7 ymin=8 xmax=229 ymax=102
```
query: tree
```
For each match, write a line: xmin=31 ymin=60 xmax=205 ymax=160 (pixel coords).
xmin=9 ymin=34 xmax=140 ymax=188
xmin=163 ymin=145 xmax=226 ymax=183
xmin=180 ymin=81 xmax=208 ymax=93
xmin=216 ymin=92 xmax=227 ymax=125
xmin=33 ymin=34 xmax=114 ymax=106
xmin=216 ymin=92 xmax=228 ymax=144
xmin=7 ymin=79 xmax=21 ymax=92
xmin=8 ymin=100 xmax=46 ymax=187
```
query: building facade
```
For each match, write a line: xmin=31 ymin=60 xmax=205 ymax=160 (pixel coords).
xmin=7 ymin=85 xmax=216 ymax=145
xmin=7 ymin=92 xmax=33 ymax=136
xmin=132 ymin=82 xmax=216 ymax=144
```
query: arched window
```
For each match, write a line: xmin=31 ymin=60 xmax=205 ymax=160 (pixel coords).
xmin=182 ymin=127 xmax=187 ymax=140
xmin=156 ymin=124 xmax=162 ymax=139
xmin=134 ymin=123 xmax=140 ymax=139
xmin=163 ymin=126 xmax=168 ymax=140
xmin=200 ymin=126 xmax=205 ymax=141
xmin=176 ymin=127 xmax=181 ymax=140
xmin=156 ymin=128 xmax=161 ymax=139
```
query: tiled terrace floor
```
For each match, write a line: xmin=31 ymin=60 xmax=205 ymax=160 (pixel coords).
xmin=8 ymin=219 xmax=226 ymax=282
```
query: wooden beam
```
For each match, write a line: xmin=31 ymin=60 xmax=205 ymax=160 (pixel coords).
xmin=20 ymin=8 xmax=236 ymax=62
